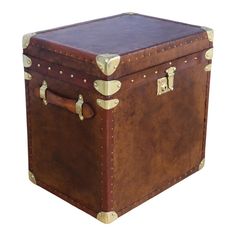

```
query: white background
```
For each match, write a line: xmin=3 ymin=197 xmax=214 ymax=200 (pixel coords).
xmin=0 ymin=0 xmax=235 ymax=235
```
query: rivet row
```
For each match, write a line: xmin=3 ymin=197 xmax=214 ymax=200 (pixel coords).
xmin=129 ymin=55 xmax=199 ymax=83
xmin=32 ymin=35 xmax=207 ymax=64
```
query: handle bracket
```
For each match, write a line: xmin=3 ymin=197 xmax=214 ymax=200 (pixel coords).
xmin=39 ymin=80 xmax=48 ymax=105
xmin=75 ymin=94 xmax=84 ymax=120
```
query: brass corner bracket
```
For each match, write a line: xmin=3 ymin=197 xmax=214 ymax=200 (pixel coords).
xmin=22 ymin=32 xmax=36 ymax=49
xmin=28 ymin=171 xmax=37 ymax=184
xmin=97 ymin=211 xmax=118 ymax=224
xmin=96 ymin=98 xmax=119 ymax=110
xmin=205 ymin=48 xmax=213 ymax=60
xmin=201 ymin=26 xmax=214 ymax=42
xmin=204 ymin=64 xmax=212 ymax=72
xmin=96 ymin=54 xmax=120 ymax=76
xmin=198 ymin=159 xmax=205 ymax=170
xmin=93 ymin=80 xmax=121 ymax=96
xmin=23 ymin=54 xmax=32 ymax=68
xmin=24 ymin=72 xmax=32 ymax=80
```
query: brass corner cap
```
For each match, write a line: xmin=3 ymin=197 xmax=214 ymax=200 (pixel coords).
xmin=198 ymin=159 xmax=205 ymax=170
xmin=22 ymin=32 xmax=36 ymax=49
xmin=97 ymin=211 xmax=118 ymax=224
xmin=205 ymin=48 xmax=213 ymax=60
xmin=23 ymin=54 xmax=32 ymax=68
xmin=93 ymin=80 xmax=121 ymax=96
xmin=28 ymin=171 xmax=37 ymax=184
xmin=201 ymin=26 xmax=214 ymax=42
xmin=96 ymin=54 xmax=120 ymax=76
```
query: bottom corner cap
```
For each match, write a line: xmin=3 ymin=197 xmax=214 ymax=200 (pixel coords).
xmin=96 ymin=211 xmax=118 ymax=224
xmin=28 ymin=171 xmax=37 ymax=184
xmin=198 ymin=159 xmax=205 ymax=170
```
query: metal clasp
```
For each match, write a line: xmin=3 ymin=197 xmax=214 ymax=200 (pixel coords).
xmin=157 ymin=66 xmax=176 ymax=96
xmin=39 ymin=80 xmax=48 ymax=105
xmin=75 ymin=94 xmax=84 ymax=120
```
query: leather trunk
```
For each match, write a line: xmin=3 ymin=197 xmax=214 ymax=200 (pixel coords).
xmin=23 ymin=13 xmax=213 ymax=223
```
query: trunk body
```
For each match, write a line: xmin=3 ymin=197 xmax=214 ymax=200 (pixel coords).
xmin=23 ymin=13 xmax=213 ymax=223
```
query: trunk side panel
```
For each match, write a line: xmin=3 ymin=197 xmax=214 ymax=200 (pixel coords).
xmin=112 ymin=49 xmax=211 ymax=215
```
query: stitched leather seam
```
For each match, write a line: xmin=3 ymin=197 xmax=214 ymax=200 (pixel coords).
xmin=36 ymin=179 xmax=98 ymax=215
xmin=201 ymin=64 xmax=211 ymax=159
xmin=116 ymin=166 xmax=197 ymax=215
xmin=26 ymin=81 xmax=33 ymax=168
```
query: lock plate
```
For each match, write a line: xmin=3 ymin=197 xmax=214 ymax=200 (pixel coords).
xmin=157 ymin=66 xmax=176 ymax=96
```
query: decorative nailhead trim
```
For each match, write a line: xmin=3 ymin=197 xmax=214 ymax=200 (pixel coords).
xmin=30 ymin=33 xmax=207 ymax=66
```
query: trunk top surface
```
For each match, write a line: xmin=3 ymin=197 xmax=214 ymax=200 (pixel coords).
xmin=24 ymin=13 xmax=212 ymax=79
xmin=34 ymin=13 xmax=203 ymax=55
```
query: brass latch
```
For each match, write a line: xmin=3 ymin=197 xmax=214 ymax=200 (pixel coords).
xmin=157 ymin=67 xmax=176 ymax=96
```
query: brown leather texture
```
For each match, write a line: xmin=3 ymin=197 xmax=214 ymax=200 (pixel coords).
xmin=24 ymin=13 xmax=211 ymax=79
xmin=112 ymin=49 xmax=211 ymax=215
xmin=24 ymin=13 xmax=212 ymax=220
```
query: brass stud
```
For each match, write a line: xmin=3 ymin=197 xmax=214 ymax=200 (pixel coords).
xmin=143 ymin=75 xmax=147 ymax=78
xmin=59 ymin=70 xmax=63 ymax=74
xmin=184 ymin=60 xmax=188 ymax=64
xmin=83 ymin=79 xmax=87 ymax=83
xmin=169 ymin=62 xmax=172 ymax=65
xmin=155 ymin=71 xmax=158 ymax=74
xmin=48 ymin=67 xmax=51 ymax=70
xmin=194 ymin=57 xmax=198 ymax=60
xmin=37 ymin=64 xmax=41 ymax=67
xmin=70 ymin=74 xmax=74 ymax=78
xmin=131 ymin=79 xmax=134 ymax=83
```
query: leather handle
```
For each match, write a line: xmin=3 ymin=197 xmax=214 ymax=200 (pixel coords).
xmin=34 ymin=80 xmax=95 ymax=120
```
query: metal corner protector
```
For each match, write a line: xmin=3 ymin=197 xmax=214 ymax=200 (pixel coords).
xmin=96 ymin=98 xmax=119 ymax=110
xmin=97 ymin=211 xmax=118 ymax=224
xmin=198 ymin=159 xmax=205 ymax=170
xmin=22 ymin=32 xmax=36 ymax=49
xmin=93 ymin=80 xmax=121 ymax=96
xmin=205 ymin=48 xmax=213 ymax=60
xmin=201 ymin=26 xmax=214 ymax=42
xmin=24 ymin=72 xmax=32 ymax=80
xmin=28 ymin=171 xmax=37 ymax=184
xmin=23 ymin=54 xmax=32 ymax=68
xmin=96 ymin=54 xmax=121 ymax=76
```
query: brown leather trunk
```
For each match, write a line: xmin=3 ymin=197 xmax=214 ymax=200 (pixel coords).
xmin=23 ymin=13 xmax=213 ymax=223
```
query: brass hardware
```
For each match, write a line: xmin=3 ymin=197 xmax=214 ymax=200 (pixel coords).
xmin=96 ymin=99 xmax=119 ymax=110
xmin=24 ymin=72 xmax=32 ymax=80
xmin=157 ymin=66 xmax=176 ymax=96
xmin=205 ymin=48 xmax=213 ymax=60
xmin=97 ymin=211 xmax=118 ymax=224
xmin=28 ymin=171 xmax=36 ymax=184
xmin=204 ymin=64 xmax=212 ymax=72
xmin=22 ymin=32 xmax=36 ymax=49
xmin=198 ymin=159 xmax=205 ymax=170
xmin=96 ymin=54 xmax=120 ymax=76
xmin=23 ymin=54 xmax=32 ymax=68
xmin=75 ymin=94 xmax=84 ymax=120
xmin=93 ymin=80 xmax=121 ymax=96
xmin=39 ymin=80 xmax=48 ymax=105
xmin=201 ymin=26 xmax=214 ymax=42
